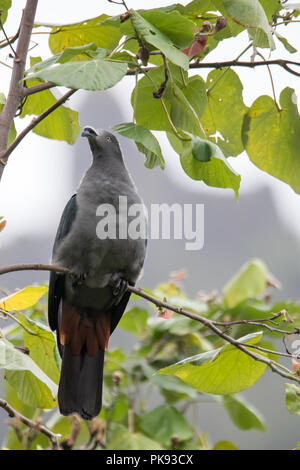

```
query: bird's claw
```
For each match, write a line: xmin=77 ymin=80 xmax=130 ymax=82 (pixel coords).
xmin=69 ymin=271 xmax=87 ymax=288
xmin=112 ymin=278 xmax=129 ymax=299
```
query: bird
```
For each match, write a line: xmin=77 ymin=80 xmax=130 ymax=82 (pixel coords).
xmin=48 ymin=126 xmax=147 ymax=420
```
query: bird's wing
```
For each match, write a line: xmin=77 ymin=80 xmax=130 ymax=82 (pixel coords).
xmin=48 ymin=194 xmax=78 ymax=331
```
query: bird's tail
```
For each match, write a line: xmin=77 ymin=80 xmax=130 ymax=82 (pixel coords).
xmin=58 ymin=344 xmax=104 ymax=420
xmin=57 ymin=301 xmax=111 ymax=420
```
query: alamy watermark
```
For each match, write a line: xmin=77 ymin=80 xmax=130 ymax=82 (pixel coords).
xmin=96 ymin=196 xmax=204 ymax=251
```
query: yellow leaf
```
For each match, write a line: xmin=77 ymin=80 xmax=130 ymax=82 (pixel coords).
xmin=0 ymin=285 xmax=48 ymax=311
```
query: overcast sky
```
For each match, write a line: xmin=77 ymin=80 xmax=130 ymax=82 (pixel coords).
xmin=0 ymin=0 xmax=299 ymax=246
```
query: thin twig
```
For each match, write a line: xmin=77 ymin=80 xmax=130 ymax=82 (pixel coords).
xmin=0 ymin=11 xmax=16 ymax=56
xmin=22 ymin=82 xmax=56 ymax=97
xmin=0 ymin=398 xmax=61 ymax=449
xmin=0 ymin=27 xmax=20 ymax=50
xmin=125 ymin=59 xmax=300 ymax=77
xmin=0 ymin=88 xmax=77 ymax=164
xmin=0 ymin=263 xmax=299 ymax=385
xmin=107 ymin=0 xmax=129 ymax=11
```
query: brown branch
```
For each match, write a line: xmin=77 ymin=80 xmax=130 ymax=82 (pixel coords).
xmin=0 ymin=263 xmax=69 ymax=276
xmin=0 ymin=263 xmax=299 ymax=385
xmin=23 ymin=82 xmax=56 ymax=97
xmin=0 ymin=0 xmax=38 ymax=178
xmin=0 ymin=398 xmax=61 ymax=449
xmin=126 ymin=59 xmax=300 ymax=77
xmin=0 ymin=88 xmax=77 ymax=164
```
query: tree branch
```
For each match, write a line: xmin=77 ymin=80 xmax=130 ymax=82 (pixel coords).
xmin=0 ymin=88 xmax=77 ymax=165
xmin=0 ymin=263 xmax=299 ymax=385
xmin=23 ymin=82 xmax=56 ymax=97
xmin=0 ymin=0 xmax=38 ymax=178
xmin=126 ymin=59 xmax=300 ymax=77
xmin=0 ymin=398 xmax=61 ymax=449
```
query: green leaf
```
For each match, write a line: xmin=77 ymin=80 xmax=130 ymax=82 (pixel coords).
xmin=112 ymin=122 xmax=165 ymax=169
xmin=259 ymin=0 xmax=282 ymax=21
xmin=275 ymin=32 xmax=297 ymax=53
xmin=131 ymin=65 xmax=192 ymax=132
xmin=27 ymin=44 xmax=99 ymax=73
xmin=0 ymin=0 xmax=11 ymax=24
xmin=214 ymin=440 xmax=238 ymax=450
xmin=118 ymin=307 xmax=149 ymax=336
xmin=202 ymin=69 xmax=248 ymax=157
xmin=105 ymin=347 xmax=126 ymax=372
xmin=26 ymin=53 xmax=128 ymax=91
xmin=223 ymin=259 xmax=268 ymax=308
xmin=170 ymin=82 xmax=206 ymax=136
xmin=0 ymin=285 xmax=48 ymax=311
xmin=130 ymin=10 xmax=190 ymax=69
xmin=16 ymin=312 xmax=60 ymax=384
xmin=0 ymin=93 xmax=16 ymax=145
xmin=142 ymin=362 xmax=198 ymax=400
xmin=0 ymin=337 xmax=57 ymax=408
xmin=218 ymin=0 xmax=275 ymax=49
xmin=106 ymin=424 xmax=163 ymax=450
xmin=183 ymin=0 xmax=215 ymax=18
xmin=139 ymin=404 xmax=193 ymax=446
xmin=168 ymin=132 xmax=241 ymax=198
xmin=157 ymin=331 xmax=267 ymax=395
xmin=242 ymin=88 xmax=300 ymax=194
xmin=47 ymin=15 xmax=122 ymax=53
xmin=285 ymin=383 xmax=300 ymax=416
xmin=22 ymin=57 xmax=80 ymax=144
xmin=141 ymin=9 xmax=196 ymax=48
xmin=222 ymin=394 xmax=266 ymax=431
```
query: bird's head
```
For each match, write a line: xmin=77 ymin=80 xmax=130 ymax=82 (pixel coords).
xmin=81 ymin=126 xmax=121 ymax=158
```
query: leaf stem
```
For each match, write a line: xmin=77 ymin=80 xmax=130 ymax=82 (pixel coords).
xmin=207 ymin=43 xmax=253 ymax=93
xmin=0 ymin=308 xmax=38 ymax=335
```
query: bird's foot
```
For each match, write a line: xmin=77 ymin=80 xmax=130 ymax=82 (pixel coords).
xmin=69 ymin=270 xmax=87 ymax=288
xmin=111 ymin=277 xmax=129 ymax=302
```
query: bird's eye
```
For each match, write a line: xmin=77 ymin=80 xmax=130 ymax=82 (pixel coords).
xmin=105 ymin=136 xmax=111 ymax=142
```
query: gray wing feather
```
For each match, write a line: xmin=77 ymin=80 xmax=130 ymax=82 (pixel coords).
xmin=48 ymin=194 xmax=77 ymax=331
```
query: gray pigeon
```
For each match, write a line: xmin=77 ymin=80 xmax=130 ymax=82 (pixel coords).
xmin=48 ymin=127 xmax=147 ymax=419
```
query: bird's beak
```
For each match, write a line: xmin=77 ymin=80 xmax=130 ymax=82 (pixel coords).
xmin=81 ymin=126 xmax=99 ymax=139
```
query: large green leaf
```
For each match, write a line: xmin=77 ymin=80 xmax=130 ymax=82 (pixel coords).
xmin=118 ymin=306 xmax=149 ymax=336
xmin=27 ymin=44 xmax=99 ymax=73
xmin=243 ymin=87 xmax=300 ymax=194
xmin=141 ymin=9 xmax=196 ymax=49
xmin=285 ymin=383 xmax=300 ymax=416
xmin=222 ymin=394 xmax=266 ymax=431
xmin=16 ymin=312 xmax=60 ymax=384
xmin=223 ymin=259 xmax=268 ymax=308
xmin=25 ymin=53 xmax=128 ymax=91
xmin=132 ymin=67 xmax=172 ymax=131
xmin=21 ymin=57 xmax=81 ymax=144
xmin=0 ymin=0 xmax=11 ymax=24
xmin=106 ymin=424 xmax=163 ymax=450
xmin=140 ymin=404 xmax=193 ymax=446
xmin=47 ymin=15 xmax=122 ymax=53
xmin=157 ymin=332 xmax=267 ymax=394
xmin=259 ymin=0 xmax=282 ymax=21
xmin=112 ymin=122 xmax=165 ymax=169
xmin=130 ymin=11 xmax=190 ymax=69
xmin=169 ymin=82 xmax=206 ymax=136
xmin=214 ymin=0 xmax=275 ymax=49
xmin=0 ymin=338 xmax=57 ymax=408
xmin=201 ymin=69 xmax=248 ymax=157
xmin=168 ymin=132 xmax=241 ymax=197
